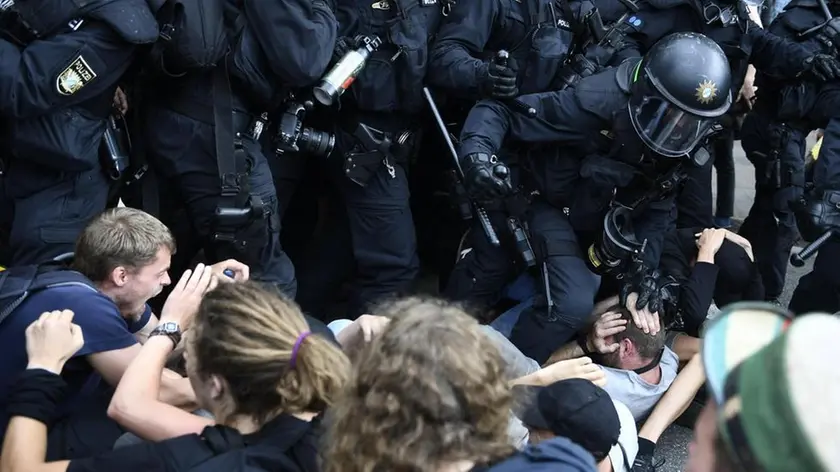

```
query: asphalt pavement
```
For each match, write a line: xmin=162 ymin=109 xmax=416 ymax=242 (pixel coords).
xmin=653 ymin=134 xmax=817 ymax=471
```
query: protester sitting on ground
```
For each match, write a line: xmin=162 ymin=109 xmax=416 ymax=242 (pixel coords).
xmin=0 ymin=207 xmax=221 ymax=460
xmin=687 ymin=303 xmax=840 ymax=472
xmin=516 ymin=379 xmax=639 ymax=472
xmin=324 ymin=297 xmax=598 ymax=472
xmin=0 ymin=281 xmax=351 ymax=472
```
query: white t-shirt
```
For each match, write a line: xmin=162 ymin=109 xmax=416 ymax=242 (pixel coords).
xmin=607 ymin=400 xmax=639 ymax=472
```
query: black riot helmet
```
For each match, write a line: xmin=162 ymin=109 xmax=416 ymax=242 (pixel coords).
xmin=628 ymin=32 xmax=732 ymax=158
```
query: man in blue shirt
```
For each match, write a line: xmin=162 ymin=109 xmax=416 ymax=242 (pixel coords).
xmin=0 ymin=207 xmax=248 ymax=460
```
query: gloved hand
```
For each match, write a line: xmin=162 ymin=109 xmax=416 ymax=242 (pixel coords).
xmin=792 ymin=189 xmax=840 ymax=242
xmin=802 ymin=53 xmax=840 ymax=81
xmin=480 ymin=56 xmax=519 ymax=99
xmin=619 ymin=261 xmax=663 ymax=335
xmin=460 ymin=152 xmax=511 ymax=202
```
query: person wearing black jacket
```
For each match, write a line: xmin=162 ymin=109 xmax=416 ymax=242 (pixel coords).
xmin=138 ymin=0 xmax=337 ymax=299
xmin=1 ymin=281 xmax=350 ymax=472
xmin=0 ymin=0 xmax=160 ymax=266
xmin=659 ymin=228 xmax=764 ymax=336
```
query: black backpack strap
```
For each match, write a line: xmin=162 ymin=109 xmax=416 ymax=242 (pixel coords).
xmin=0 ymin=266 xmax=96 ymax=327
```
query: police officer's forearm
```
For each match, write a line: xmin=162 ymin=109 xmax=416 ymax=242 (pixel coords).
xmin=428 ymin=44 xmax=486 ymax=98
xmin=747 ymin=28 xmax=811 ymax=79
xmin=459 ymin=100 xmax=513 ymax=157
xmin=244 ymin=0 xmax=338 ymax=86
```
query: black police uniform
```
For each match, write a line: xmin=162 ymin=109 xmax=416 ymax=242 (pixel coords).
xmin=459 ymin=33 xmax=732 ymax=363
xmin=616 ymin=0 xmax=837 ymax=229
xmin=427 ymin=0 xmax=575 ymax=308
xmin=293 ymin=0 xmax=444 ymax=319
xmin=0 ymin=0 xmax=159 ymax=265
xmin=743 ymin=0 xmax=840 ymax=313
xmin=141 ymin=0 xmax=337 ymax=297
xmin=737 ymin=0 xmax=828 ymax=302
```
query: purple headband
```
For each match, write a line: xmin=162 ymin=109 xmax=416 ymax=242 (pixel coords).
xmin=290 ymin=331 xmax=311 ymax=368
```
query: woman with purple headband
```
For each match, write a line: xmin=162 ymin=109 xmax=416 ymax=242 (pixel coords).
xmin=1 ymin=280 xmax=350 ymax=472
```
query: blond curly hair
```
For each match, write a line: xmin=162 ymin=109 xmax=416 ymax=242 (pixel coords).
xmin=323 ymin=297 xmax=515 ymax=472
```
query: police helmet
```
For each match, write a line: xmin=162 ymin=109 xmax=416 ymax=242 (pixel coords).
xmin=628 ymin=32 xmax=732 ymax=158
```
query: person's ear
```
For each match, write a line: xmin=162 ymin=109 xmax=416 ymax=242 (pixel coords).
xmin=620 ymin=338 xmax=635 ymax=359
xmin=110 ymin=266 xmax=129 ymax=287
xmin=209 ymin=375 xmax=226 ymax=400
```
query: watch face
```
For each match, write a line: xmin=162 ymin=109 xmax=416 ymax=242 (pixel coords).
xmin=160 ymin=322 xmax=180 ymax=333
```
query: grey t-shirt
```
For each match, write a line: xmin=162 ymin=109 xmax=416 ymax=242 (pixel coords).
xmin=601 ymin=346 xmax=679 ymax=422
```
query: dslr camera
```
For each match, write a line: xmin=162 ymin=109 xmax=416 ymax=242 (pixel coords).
xmin=274 ymin=100 xmax=334 ymax=158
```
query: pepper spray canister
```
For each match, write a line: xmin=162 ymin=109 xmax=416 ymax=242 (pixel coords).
xmin=313 ymin=35 xmax=382 ymax=106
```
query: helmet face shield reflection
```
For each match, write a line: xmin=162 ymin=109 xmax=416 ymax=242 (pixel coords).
xmin=628 ymin=93 xmax=715 ymax=158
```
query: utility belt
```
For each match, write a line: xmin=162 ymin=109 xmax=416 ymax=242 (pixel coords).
xmin=339 ymin=117 xmax=418 ymax=187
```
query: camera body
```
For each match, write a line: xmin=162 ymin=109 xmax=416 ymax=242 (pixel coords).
xmin=274 ymin=100 xmax=335 ymax=158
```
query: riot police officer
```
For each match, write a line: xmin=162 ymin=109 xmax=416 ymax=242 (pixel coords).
xmin=753 ymin=0 xmax=840 ymax=314
xmin=291 ymin=0 xmax=444 ymax=319
xmin=138 ymin=0 xmax=337 ymax=296
xmin=0 ymin=0 xmax=160 ymax=265
xmin=428 ymin=0 xmax=631 ymax=309
xmin=458 ymin=32 xmax=733 ymax=363
xmin=427 ymin=0 xmax=576 ymax=308
xmin=614 ymin=0 xmax=840 ymax=230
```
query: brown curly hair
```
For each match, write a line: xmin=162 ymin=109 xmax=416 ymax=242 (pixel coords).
xmin=323 ymin=297 xmax=516 ymax=472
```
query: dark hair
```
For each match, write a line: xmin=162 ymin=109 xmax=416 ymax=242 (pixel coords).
xmin=713 ymin=240 xmax=762 ymax=306
xmin=606 ymin=304 xmax=665 ymax=359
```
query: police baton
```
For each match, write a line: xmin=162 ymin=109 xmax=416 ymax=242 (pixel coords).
xmin=423 ymin=87 xmax=501 ymax=246
xmin=791 ymin=228 xmax=836 ymax=267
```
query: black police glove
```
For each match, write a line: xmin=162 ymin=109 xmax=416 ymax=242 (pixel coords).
xmin=480 ymin=57 xmax=519 ymax=99
xmin=619 ymin=261 xmax=663 ymax=316
xmin=792 ymin=189 xmax=840 ymax=242
xmin=802 ymin=53 xmax=840 ymax=81
xmin=460 ymin=152 xmax=511 ymax=202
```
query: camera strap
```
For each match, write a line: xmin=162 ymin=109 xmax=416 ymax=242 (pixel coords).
xmin=212 ymin=56 xmax=253 ymax=239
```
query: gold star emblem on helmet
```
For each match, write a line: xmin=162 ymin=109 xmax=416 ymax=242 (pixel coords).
xmin=695 ymin=80 xmax=718 ymax=105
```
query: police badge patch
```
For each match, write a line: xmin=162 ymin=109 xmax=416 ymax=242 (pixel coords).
xmin=695 ymin=79 xmax=717 ymax=105
xmin=56 ymin=56 xmax=97 ymax=96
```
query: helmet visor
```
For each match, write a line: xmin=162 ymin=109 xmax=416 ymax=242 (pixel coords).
xmin=628 ymin=94 xmax=716 ymax=158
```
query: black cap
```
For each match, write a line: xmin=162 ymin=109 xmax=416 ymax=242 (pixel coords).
xmin=517 ymin=379 xmax=620 ymax=459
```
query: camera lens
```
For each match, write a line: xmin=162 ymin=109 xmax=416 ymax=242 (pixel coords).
xmin=300 ymin=128 xmax=336 ymax=157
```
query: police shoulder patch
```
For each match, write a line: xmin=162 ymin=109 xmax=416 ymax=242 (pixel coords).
xmin=56 ymin=56 xmax=97 ymax=96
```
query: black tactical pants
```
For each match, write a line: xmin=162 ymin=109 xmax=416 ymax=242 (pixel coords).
xmin=713 ymin=128 xmax=736 ymax=219
xmin=738 ymin=112 xmax=804 ymax=300
xmin=295 ymin=125 xmax=420 ymax=320
xmin=790 ymin=237 xmax=840 ymax=314
xmin=509 ymin=199 xmax=600 ymax=364
xmin=144 ymin=106 xmax=297 ymax=296
xmin=444 ymin=208 xmax=522 ymax=308
xmin=2 ymin=159 xmax=109 ymax=265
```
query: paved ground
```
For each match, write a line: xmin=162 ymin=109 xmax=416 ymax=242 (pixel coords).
xmin=653 ymin=134 xmax=818 ymax=471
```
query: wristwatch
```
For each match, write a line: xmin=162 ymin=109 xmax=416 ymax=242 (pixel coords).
xmin=149 ymin=321 xmax=182 ymax=347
